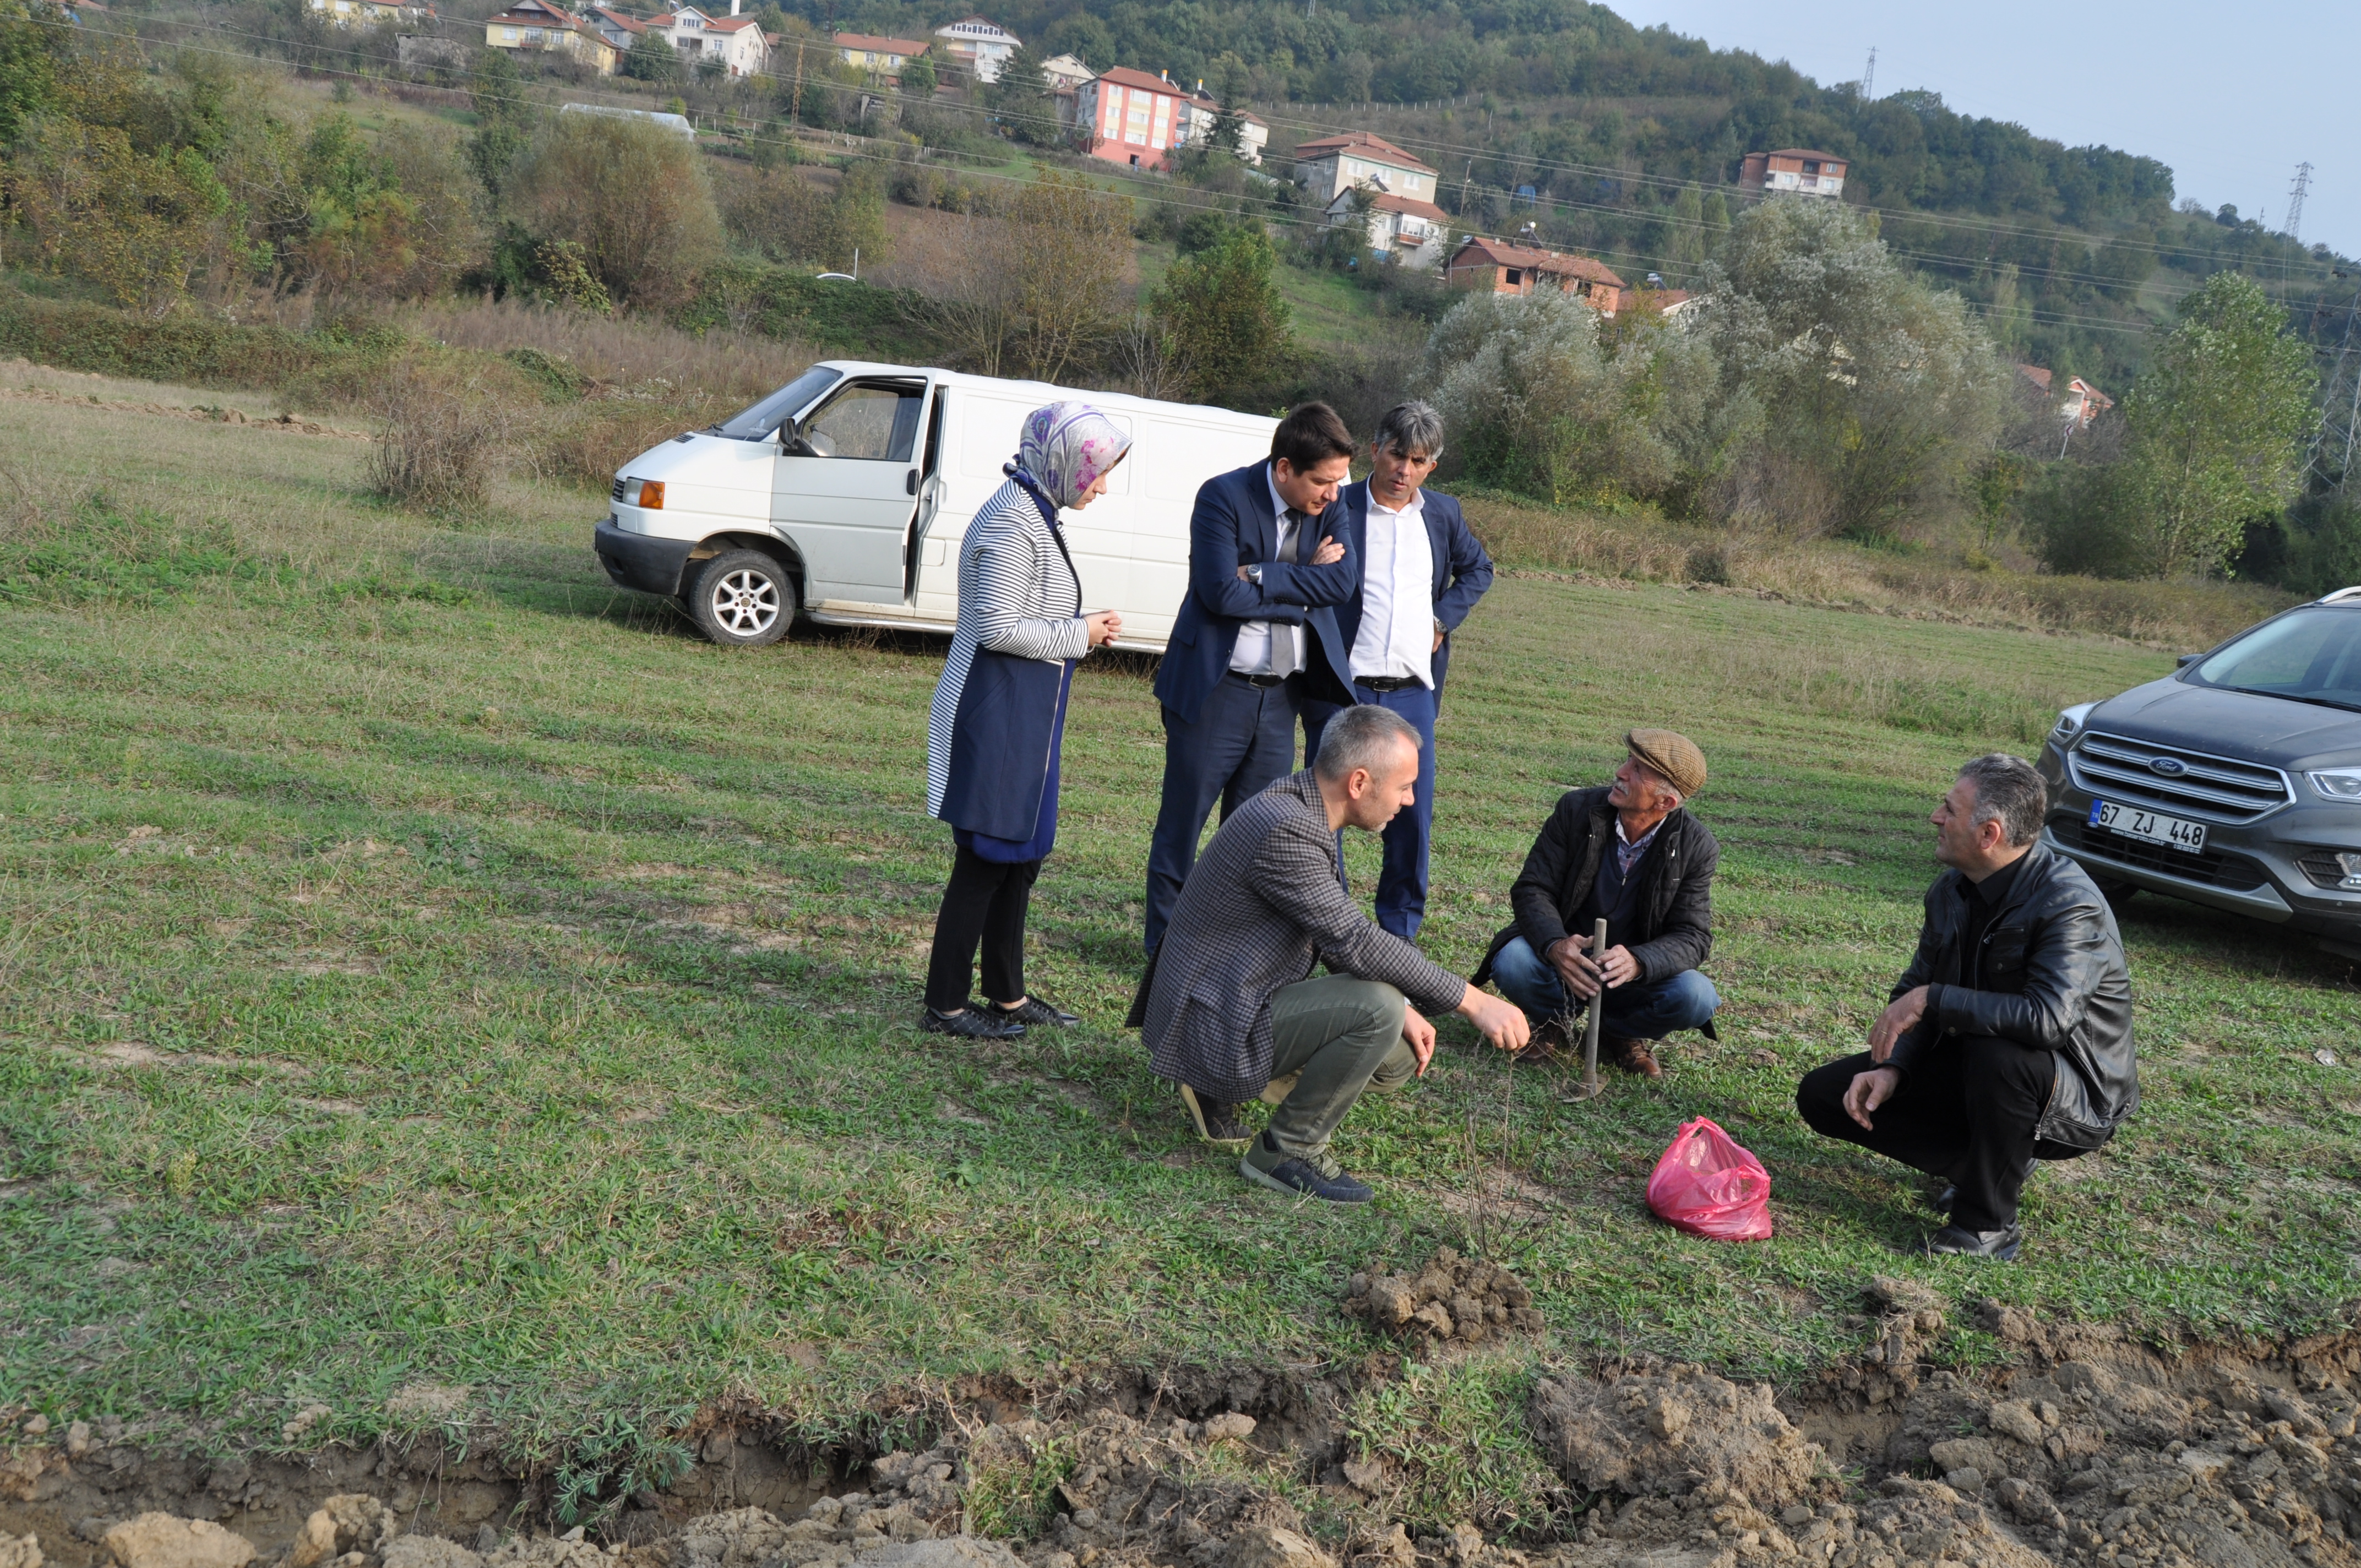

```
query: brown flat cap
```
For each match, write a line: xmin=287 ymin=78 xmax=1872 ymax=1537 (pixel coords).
xmin=1626 ymin=728 xmax=1706 ymax=798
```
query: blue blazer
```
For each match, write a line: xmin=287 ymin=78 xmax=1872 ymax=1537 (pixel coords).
xmin=1314 ymin=482 xmax=1494 ymax=696
xmin=1152 ymin=460 xmax=1359 ymax=724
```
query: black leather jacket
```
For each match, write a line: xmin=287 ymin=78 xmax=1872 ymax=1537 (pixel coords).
xmin=1889 ymin=841 xmax=2137 ymax=1150
xmin=1472 ymin=788 xmax=1717 ymax=1023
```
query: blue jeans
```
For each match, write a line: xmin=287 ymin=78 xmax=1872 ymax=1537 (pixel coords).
xmin=1488 ymin=935 xmax=1719 ymax=1040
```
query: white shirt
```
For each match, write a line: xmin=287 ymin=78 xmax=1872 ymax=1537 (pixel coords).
xmin=1348 ymin=487 xmax=1435 ymax=686
xmin=1227 ymin=466 xmax=1309 ymax=677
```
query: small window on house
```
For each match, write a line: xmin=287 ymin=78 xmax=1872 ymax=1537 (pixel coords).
xmin=1505 ymin=268 xmax=1522 ymax=285
xmin=1802 ymin=160 xmax=1819 ymax=175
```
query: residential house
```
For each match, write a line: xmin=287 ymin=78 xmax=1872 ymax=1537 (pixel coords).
xmin=933 ymin=16 xmax=1019 ymax=83
xmin=309 ymin=0 xmax=434 ymax=27
xmin=655 ymin=4 xmax=769 ymax=77
xmin=1040 ymin=52 xmax=1094 ymax=90
xmin=1739 ymin=149 xmax=1848 ymax=198
xmin=485 ymin=0 xmax=621 ymax=73
xmin=1326 ymin=188 xmax=1448 ymax=264
xmin=1445 ymin=235 xmax=1625 ymax=312
xmin=396 ymin=31 xmax=467 ymax=66
xmin=585 ymin=4 xmax=644 ymax=50
xmin=1075 ymin=66 xmax=1189 ymax=168
xmin=1171 ymin=80 xmax=1267 ymax=164
xmin=1291 ymin=131 xmax=1439 ymax=206
xmin=2016 ymin=363 xmax=2113 ymax=429
xmin=833 ymin=31 xmax=930 ymax=80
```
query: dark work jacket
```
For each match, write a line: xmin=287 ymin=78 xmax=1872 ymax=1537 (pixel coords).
xmin=1150 ymin=461 xmax=1359 ymax=724
xmin=1308 ymin=481 xmax=1494 ymax=698
xmin=1888 ymin=841 xmax=2137 ymax=1150
xmin=1472 ymin=786 xmax=1718 ymax=1032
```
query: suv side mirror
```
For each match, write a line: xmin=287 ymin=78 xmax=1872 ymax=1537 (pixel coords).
xmin=2176 ymin=653 xmax=2201 ymax=668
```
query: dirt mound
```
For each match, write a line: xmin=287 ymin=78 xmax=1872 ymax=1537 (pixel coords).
xmin=1344 ymin=1250 xmax=1543 ymax=1346
xmin=1530 ymin=1366 xmax=1829 ymax=1512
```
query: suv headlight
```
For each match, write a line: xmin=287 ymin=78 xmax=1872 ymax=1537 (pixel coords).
xmin=2051 ymin=703 xmax=2097 ymax=744
xmin=2307 ymin=769 xmax=2361 ymax=801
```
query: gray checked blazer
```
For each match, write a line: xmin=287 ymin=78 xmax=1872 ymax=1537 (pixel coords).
xmin=1144 ymin=771 xmax=1468 ymax=1104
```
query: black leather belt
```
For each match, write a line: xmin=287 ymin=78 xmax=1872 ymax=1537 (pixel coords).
xmin=1228 ymin=672 xmax=1287 ymax=688
xmin=1358 ymin=676 xmax=1421 ymax=692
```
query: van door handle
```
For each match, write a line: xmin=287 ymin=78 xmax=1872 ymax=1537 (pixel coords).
xmin=906 ymin=469 xmax=919 ymax=496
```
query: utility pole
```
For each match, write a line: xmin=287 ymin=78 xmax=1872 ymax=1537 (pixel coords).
xmin=1860 ymin=45 xmax=1876 ymax=100
xmin=2287 ymin=161 xmax=2314 ymax=246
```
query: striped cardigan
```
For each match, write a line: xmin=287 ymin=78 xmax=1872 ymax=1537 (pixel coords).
xmin=925 ymin=479 xmax=1090 ymax=821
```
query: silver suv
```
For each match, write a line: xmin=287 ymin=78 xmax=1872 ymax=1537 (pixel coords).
xmin=2038 ymin=587 xmax=2361 ymax=959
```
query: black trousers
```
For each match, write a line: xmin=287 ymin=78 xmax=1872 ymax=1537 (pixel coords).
xmin=924 ymin=846 xmax=1041 ymax=1012
xmin=1795 ymin=1037 xmax=2083 ymax=1233
xmin=1143 ymin=672 xmax=1302 ymax=955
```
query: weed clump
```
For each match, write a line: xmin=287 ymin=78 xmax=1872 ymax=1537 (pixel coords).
xmin=368 ymin=356 xmax=521 ymax=512
xmin=0 ymin=489 xmax=279 ymax=605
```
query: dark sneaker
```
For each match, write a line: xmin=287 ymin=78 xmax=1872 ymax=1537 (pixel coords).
xmin=1239 ymin=1133 xmax=1373 ymax=1204
xmin=1609 ymin=1035 xmax=1663 ymax=1079
xmin=921 ymin=1005 xmax=1024 ymax=1039
xmin=1926 ymin=1223 xmax=2022 ymax=1261
xmin=1934 ymin=1158 xmax=2039 ymax=1216
xmin=991 ymin=994 xmax=1078 ymax=1027
xmin=1179 ymin=1084 xmax=1252 ymax=1151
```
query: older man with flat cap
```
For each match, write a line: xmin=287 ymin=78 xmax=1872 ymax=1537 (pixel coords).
xmin=1472 ymin=729 xmax=1721 ymax=1077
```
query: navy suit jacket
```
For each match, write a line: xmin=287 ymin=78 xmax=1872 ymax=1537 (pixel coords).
xmin=1152 ymin=460 xmax=1359 ymax=724
xmin=1314 ymin=482 xmax=1494 ymax=696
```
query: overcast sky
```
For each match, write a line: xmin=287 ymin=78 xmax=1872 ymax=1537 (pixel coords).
xmin=1606 ymin=0 xmax=2361 ymax=257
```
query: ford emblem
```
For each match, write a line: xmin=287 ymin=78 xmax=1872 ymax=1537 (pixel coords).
xmin=2150 ymin=756 xmax=2188 ymax=777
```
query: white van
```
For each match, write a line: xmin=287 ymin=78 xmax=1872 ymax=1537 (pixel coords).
xmin=592 ymin=361 xmax=1279 ymax=650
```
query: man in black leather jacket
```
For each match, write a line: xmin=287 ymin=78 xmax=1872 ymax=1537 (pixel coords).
xmin=1796 ymin=754 xmax=2136 ymax=1260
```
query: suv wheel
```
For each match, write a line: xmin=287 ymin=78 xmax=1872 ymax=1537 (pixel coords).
xmin=686 ymin=549 xmax=793 ymax=647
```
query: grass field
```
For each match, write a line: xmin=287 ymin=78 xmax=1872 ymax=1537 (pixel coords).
xmin=3 ymin=391 xmax=2359 ymax=1491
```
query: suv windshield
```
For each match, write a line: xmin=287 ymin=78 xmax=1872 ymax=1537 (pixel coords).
xmin=713 ymin=367 xmax=842 ymax=441
xmin=2189 ymin=605 xmax=2361 ymax=711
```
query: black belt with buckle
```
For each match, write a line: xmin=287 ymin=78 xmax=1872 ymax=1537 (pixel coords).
xmin=1358 ymin=676 xmax=1421 ymax=692
xmin=1230 ymin=671 xmax=1287 ymax=688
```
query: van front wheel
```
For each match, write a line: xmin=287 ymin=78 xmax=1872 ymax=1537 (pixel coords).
xmin=686 ymin=549 xmax=793 ymax=647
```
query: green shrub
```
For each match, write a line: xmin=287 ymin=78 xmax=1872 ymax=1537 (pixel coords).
xmin=0 ymin=291 xmax=398 ymax=388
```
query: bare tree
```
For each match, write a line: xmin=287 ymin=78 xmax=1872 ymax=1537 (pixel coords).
xmin=1113 ymin=313 xmax=1193 ymax=401
xmin=932 ymin=172 xmax=1131 ymax=383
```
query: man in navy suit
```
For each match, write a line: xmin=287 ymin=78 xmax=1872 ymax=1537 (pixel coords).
xmin=1141 ymin=403 xmax=1361 ymax=957
xmin=1303 ymin=402 xmax=1495 ymax=941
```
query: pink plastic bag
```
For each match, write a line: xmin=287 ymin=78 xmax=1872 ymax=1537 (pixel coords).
xmin=1646 ymin=1116 xmax=1774 ymax=1241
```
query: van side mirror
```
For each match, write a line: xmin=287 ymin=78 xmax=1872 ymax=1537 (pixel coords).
xmin=780 ymin=418 xmax=817 ymax=458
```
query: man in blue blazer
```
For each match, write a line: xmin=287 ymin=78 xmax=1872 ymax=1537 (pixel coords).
xmin=1303 ymin=401 xmax=1495 ymax=941
xmin=1142 ymin=403 xmax=1361 ymax=956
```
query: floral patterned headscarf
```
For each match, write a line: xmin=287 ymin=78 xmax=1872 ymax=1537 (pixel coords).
xmin=1010 ymin=402 xmax=1132 ymax=511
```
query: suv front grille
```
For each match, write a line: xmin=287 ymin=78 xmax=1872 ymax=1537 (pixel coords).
xmin=2050 ymin=815 xmax=2267 ymax=891
xmin=611 ymin=476 xmax=629 ymax=503
xmin=2068 ymin=731 xmax=2292 ymax=823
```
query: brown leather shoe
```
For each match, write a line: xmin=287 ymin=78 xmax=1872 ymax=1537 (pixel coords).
xmin=1610 ymin=1036 xmax=1663 ymax=1079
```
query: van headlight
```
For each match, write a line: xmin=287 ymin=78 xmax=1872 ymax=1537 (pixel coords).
xmin=632 ymin=479 xmax=665 ymax=510
xmin=2051 ymin=703 xmax=2096 ymax=744
xmin=2306 ymin=769 xmax=2361 ymax=801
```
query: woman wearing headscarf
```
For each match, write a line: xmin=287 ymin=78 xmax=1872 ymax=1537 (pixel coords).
xmin=922 ymin=402 xmax=1131 ymax=1038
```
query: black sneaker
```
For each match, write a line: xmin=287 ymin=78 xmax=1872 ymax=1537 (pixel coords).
xmin=1239 ymin=1133 xmax=1373 ymax=1204
xmin=990 ymin=994 xmax=1078 ymax=1028
xmin=1926 ymin=1223 xmax=2022 ymax=1261
xmin=1179 ymin=1084 xmax=1251 ymax=1151
xmin=1933 ymin=1158 xmax=2039 ymax=1215
xmin=921 ymin=1005 xmax=1024 ymax=1039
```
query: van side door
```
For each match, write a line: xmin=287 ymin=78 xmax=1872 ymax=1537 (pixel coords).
xmin=773 ymin=377 xmax=928 ymax=608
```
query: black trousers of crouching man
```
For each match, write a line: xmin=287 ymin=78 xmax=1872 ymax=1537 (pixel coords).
xmin=1794 ymin=1036 xmax=2087 ymax=1233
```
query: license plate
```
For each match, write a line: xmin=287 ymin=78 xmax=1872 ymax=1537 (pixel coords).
xmin=2089 ymin=799 xmax=2206 ymax=854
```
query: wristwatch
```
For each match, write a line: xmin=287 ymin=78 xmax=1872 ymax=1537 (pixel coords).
xmin=1248 ymin=565 xmax=1265 ymax=586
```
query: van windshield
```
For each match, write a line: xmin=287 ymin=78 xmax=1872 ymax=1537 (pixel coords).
xmin=712 ymin=367 xmax=843 ymax=441
xmin=2189 ymin=606 xmax=2361 ymax=711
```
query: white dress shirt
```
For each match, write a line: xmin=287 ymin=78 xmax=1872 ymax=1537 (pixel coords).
xmin=1348 ymin=487 xmax=1435 ymax=687
xmin=1228 ymin=466 xmax=1308 ymax=677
